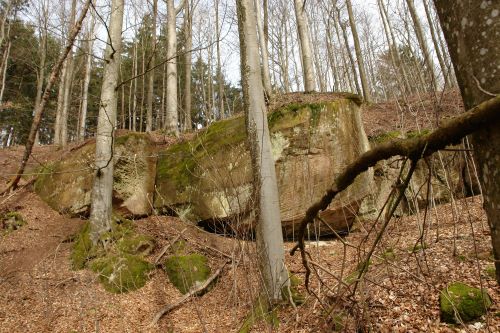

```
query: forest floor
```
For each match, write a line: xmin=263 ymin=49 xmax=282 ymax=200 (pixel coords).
xmin=0 ymin=181 xmax=499 ymax=332
xmin=1 ymin=91 xmax=499 ymax=332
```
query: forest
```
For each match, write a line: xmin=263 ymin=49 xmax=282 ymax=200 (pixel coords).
xmin=0 ymin=0 xmax=499 ymax=332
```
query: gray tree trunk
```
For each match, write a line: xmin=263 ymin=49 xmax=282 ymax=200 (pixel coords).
xmin=182 ymin=0 xmax=192 ymax=131
xmin=433 ymin=0 xmax=500 ymax=283
xmin=255 ymin=0 xmax=273 ymax=98
xmin=346 ymin=0 xmax=371 ymax=102
xmin=406 ymin=0 xmax=438 ymax=91
xmin=165 ymin=0 xmax=178 ymax=134
xmin=293 ymin=0 xmax=315 ymax=92
xmin=79 ymin=11 xmax=95 ymax=141
xmin=146 ymin=0 xmax=158 ymax=132
xmin=236 ymin=0 xmax=289 ymax=302
xmin=89 ymin=0 xmax=124 ymax=244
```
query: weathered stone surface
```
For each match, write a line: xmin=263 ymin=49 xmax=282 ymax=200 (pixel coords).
xmin=360 ymin=129 xmax=474 ymax=221
xmin=155 ymin=96 xmax=372 ymax=238
xmin=440 ymin=282 xmax=491 ymax=323
xmin=35 ymin=133 xmax=157 ymax=217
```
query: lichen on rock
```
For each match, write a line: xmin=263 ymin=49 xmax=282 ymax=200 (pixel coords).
xmin=440 ymin=282 xmax=492 ymax=323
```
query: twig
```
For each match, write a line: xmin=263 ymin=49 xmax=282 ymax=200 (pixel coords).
xmin=154 ymin=228 xmax=187 ymax=264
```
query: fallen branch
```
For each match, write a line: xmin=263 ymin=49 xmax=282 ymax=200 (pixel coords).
xmin=150 ymin=260 xmax=230 ymax=326
xmin=290 ymin=95 xmax=500 ymax=287
xmin=154 ymin=228 xmax=187 ymax=265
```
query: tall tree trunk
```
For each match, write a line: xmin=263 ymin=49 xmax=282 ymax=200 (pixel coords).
xmin=1 ymin=0 xmax=91 ymax=194
xmin=79 ymin=11 xmax=95 ymax=141
xmin=236 ymin=0 xmax=289 ymax=302
xmin=406 ymin=0 xmax=437 ymax=91
xmin=433 ymin=0 xmax=500 ymax=284
xmin=146 ymin=0 xmax=158 ymax=132
xmin=89 ymin=0 xmax=124 ymax=244
xmin=60 ymin=0 xmax=77 ymax=146
xmin=34 ymin=6 xmax=48 ymax=145
xmin=165 ymin=0 xmax=178 ymax=134
xmin=293 ymin=0 xmax=315 ymax=92
xmin=337 ymin=9 xmax=361 ymax=95
xmin=215 ymin=0 xmax=225 ymax=118
xmin=345 ymin=0 xmax=371 ymax=101
xmin=183 ymin=0 xmax=192 ymax=131
xmin=254 ymin=0 xmax=272 ymax=98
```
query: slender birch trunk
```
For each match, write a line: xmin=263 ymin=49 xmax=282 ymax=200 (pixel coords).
xmin=183 ymin=0 xmax=192 ymax=131
xmin=79 ymin=11 xmax=95 ymax=141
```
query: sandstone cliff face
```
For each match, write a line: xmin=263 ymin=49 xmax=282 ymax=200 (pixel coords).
xmin=34 ymin=133 xmax=156 ymax=217
xmin=155 ymin=96 xmax=372 ymax=238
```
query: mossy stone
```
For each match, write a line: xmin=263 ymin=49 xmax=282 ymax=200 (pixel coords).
xmin=164 ymin=254 xmax=211 ymax=294
xmin=440 ymin=282 xmax=492 ymax=323
xmin=115 ymin=234 xmax=154 ymax=255
xmin=90 ymin=254 xmax=153 ymax=293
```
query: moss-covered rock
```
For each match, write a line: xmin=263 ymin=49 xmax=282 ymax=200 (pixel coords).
xmin=155 ymin=96 xmax=372 ymax=238
xmin=164 ymin=253 xmax=211 ymax=294
xmin=90 ymin=254 xmax=153 ymax=293
xmin=70 ymin=216 xmax=155 ymax=293
xmin=440 ymin=282 xmax=492 ymax=323
xmin=35 ymin=133 xmax=157 ymax=217
xmin=1 ymin=211 xmax=26 ymax=234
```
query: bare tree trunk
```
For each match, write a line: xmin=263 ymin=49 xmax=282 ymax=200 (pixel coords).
xmin=79 ymin=11 xmax=95 ymax=141
xmin=255 ymin=0 xmax=272 ymax=98
xmin=215 ymin=0 xmax=225 ymax=118
xmin=60 ymin=0 xmax=77 ymax=146
xmin=183 ymin=0 xmax=192 ymax=131
xmin=88 ymin=0 xmax=124 ymax=244
xmin=337 ymin=10 xmax=361 ymax=95
xmin=1 ymin=0 xmax=91 ymax=194
xmin=165 ymin=0 xmax=178 ymax=134
xmin=434 ymin=0 xmax=500 ymax=284
xmin=293 ymin=0 xmax=315 ymax=92
xmin=146 ymin=0 xmax=158 ymax=132
xmin=406 ymin=0 xmax=438 ymax=91
xmin=346 ymin=0 xmax=371 ymax=101
xmin=236 ymin=0 xmax=289 ymax=302
xmin=422 ymin=0 xmax=450 ymax=88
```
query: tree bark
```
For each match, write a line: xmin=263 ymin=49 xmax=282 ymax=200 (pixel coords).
xmin=182 ymin=0 xmax=192 ymax=131
xmin=293 ymin=0 xmax=315 ymax=92
xmin=406 ymin=0 xmax=438 ymax=91
xmin=433 ymin=0 xmax=500 ymax=284
xmin=236 ymin=0 xmax=289 ymax=302
xmin=165 ymin=0 xmax=178 ymax=134
xmin=78 ymin=11 xmax=95 ymax=141
xmin=88 ymin=0 xmax=124 ymax=244
xmin=146 ymin=0 xmax=158 ymax=132
xmin=346 ymin=0 xmax=371 ymax=102
xmin=254 ymin=0 xmax=272 ymax=98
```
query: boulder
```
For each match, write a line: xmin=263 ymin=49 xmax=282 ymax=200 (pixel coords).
xmin=440 ymin=282 xmax=492 ymax=323
xmin=35 ymin=133 xmax=157 ymax=217
xmin=155 ymin=94 xmax=373 ymax=238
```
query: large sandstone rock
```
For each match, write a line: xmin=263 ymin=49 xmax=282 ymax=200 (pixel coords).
xmin=35 ymin=133 xmax=157 ymax=217
xmin=155 ymin=95 xmax=373 ymax=238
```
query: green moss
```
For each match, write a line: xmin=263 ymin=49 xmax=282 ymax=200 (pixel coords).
xmin=369 ymin=130 xmax=402 ymax=144
xmin=409 ymin=242 xmax=428 ymax=253
xmin=382 ymin=248 xmax=396 ymax=261
xmin=1 ymin=211 xmax=26 ymax=235
xmin=238 ymin=295 xmax=279 ymax=333
xmin=484 ymin=266 xmax=496 ymax=279
xmin=457 ymin=255 xmax=468 ymax=262
xmin=70 ymin=215 xmax=155 ymax=293
xmin=440 ymin=282 xmax=492 ymax=323
xmin=90 ymin=254 xmax=154 ymax=293
xmin=330 ymin=312 xmax=346 ymax=331
xmin=344 ymin=260 xmax=372 ymax=285
xmin=406 ymin=129 xmax=431 ymax=139
xmin=114 ymin=132 xmax=149 ymax=145
xmin=282 ymin=274 xmax=305 ymax=305
xmin=164 ymin=254 xmax=211 ymax=294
